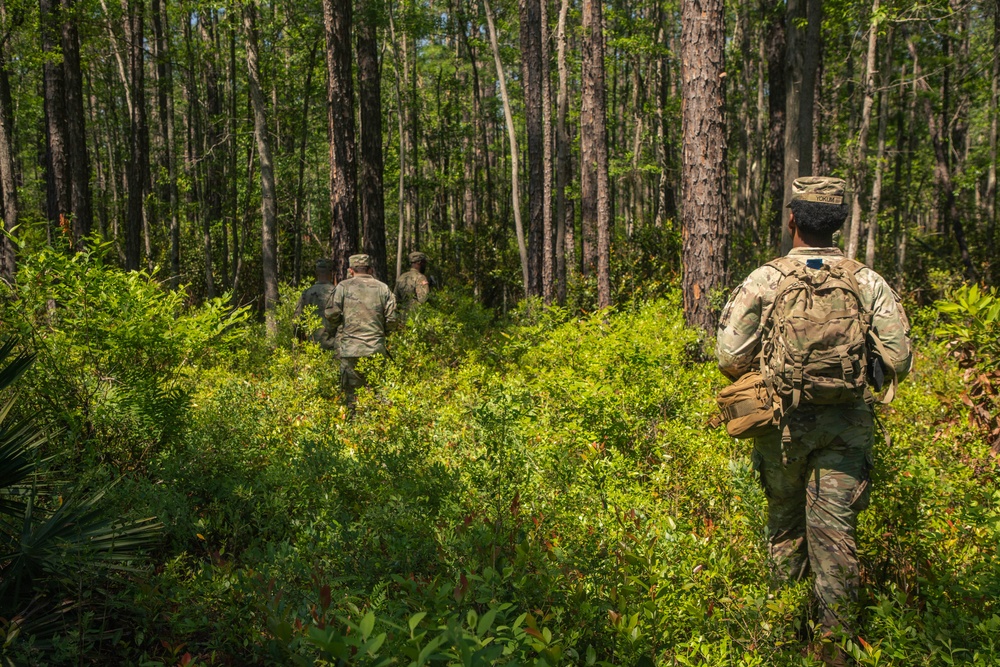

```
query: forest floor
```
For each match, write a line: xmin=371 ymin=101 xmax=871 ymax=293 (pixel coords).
xmin=6 ymin=257 xmax=999 ymax=665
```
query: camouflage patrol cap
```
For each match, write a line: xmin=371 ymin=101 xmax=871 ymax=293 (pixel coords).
xmin=408 ymin=251 xmax=427 ymax=264
xmin=348 ymin=254 xmax=371 ymax=268
xmin=787 ymin=176 xmax=848 ymax=207
xmin=315 ymin=258 xmax=335 ymax=271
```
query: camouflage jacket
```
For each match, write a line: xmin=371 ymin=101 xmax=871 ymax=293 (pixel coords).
xmin=324 ymin=274 xmax=398 ymax=358
xmin=294 ymin=282 xmax=337 ymax=349
xmin=716 ymin=247 xmax=913 ymax=382
xmin=394 ymin=269 xmax=430 ymax=311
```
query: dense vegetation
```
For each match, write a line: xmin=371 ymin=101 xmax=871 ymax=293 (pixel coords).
xmin=0 ymin=249 xmax=996 ymax=665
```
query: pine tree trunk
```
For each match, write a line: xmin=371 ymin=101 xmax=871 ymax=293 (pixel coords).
xmin=554 ymin=0 xmax=571 ymax=303
xmin=484 ymin=0 xmax=529 ymax=297
xmin=988 ymin=0 xmax=999 ymax=257
xmin=0 ymin=46 xmax=18 ymax=283
xmin=357 ymin=8 xmax=386 ymax=281
xmin=40 ymin=0 xmax=71 ymax=242
xmin=151 ymin=0 xmax=180 ymax=287
xmin=388 ymin=10 xmax=407 ymax=279
xmin=244 ymin=2 xmax=279 ymax=332
xmin=62 ymin=0 xmax=93 ymax=248
xmin=680 ymin=0 xmax=730 ymax=331
xmin=581 ymin=0 xmax=611 ymax=307
xmin=847 ymin=0 xmax=878 ymax=261
xmin=520 ymin=0 xmax=544 ymax=297
xmin=765 ymin=0 xmax=786 ymax=250
xmin=798 ymin=0 xmax=822 ymax=176
xmin=124 ymin=0 xmax=148 ymax=270
xmin=323 ymin=0 xmax=359 ymax=280
xmin=780 ymin=0 xmax=804 ymax=254
xmin=293 ymin=39 xmax=318 ymax=286
xmin=864 ymin=28 xmax=892 ymax=268
xmin=541 ymin=0 xmax=555 ymax=304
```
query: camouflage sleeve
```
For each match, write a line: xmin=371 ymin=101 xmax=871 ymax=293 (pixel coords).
xmin=861 ymin=270 xmax=913 ymax=382
xmin=715 ymin=269 xmax=770 ymax=380
xmin=384 ymin=287 xmax=399 ymax=332
xmin=416 ymin=275 xmax=430 ymax=304
xmin=324 ymin=284 xmax=345 ymax=333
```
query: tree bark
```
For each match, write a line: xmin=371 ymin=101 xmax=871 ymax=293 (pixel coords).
xmin=780 ymin=0 xmax=804 ymax=254
xmin=357 ymin=8 xmax=386 ymax=282
xmin=0 ymin=35 xmax=17 ymax=283
xmin=554 ymin=0 xmax=571 ymax=304
xmin=62 ymin=0 xmax=93 ymax=248
xmin=151 ymin=0 xmax=180 ymax=287
xmin=243 ymin=2 xmax=279 ymax=331
xmin=680 ymin=0 xmax=730 ymax=331
xmin=864 ymin=28 xmax=892 ymax=268
xmin=124 ymin=0 xmax=148 ymax=270
xmin=540 ymin=0 xmax=555 ymax=304
xmin=388 ymin=10 xmax=406 ymax=279
xmin=846 ymin=0 xmax=878 ymax=261
xmin=323 ymin=0 xmax=359 ymax=280
xmin=988 ymin=0 xmax=999 ymax=257
xmin=484 ymin=0 xmax=530 ymax=297
xmin=520 ymin=0 xmax=544 ymax=297
xmin=40 ymin=0 xmax=71 ymax=244
xmin=798 ymin=0 xmax=822 ymax=176
xmin=765 ymin=0 xmax=786 ymax=250
xmin=293 ymin=38 xmax=319 ymax=286
xmin=581 ymin=0 xmax=611 ymax=308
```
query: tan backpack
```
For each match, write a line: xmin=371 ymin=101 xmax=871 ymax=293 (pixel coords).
xmin=715 ymin=256 xmax=897 ymax=440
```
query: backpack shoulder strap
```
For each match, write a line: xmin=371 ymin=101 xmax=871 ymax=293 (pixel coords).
xmin=766 ymin=256 xmax=805 ymax=278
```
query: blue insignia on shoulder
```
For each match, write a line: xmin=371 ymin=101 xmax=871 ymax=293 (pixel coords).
xmin=806 ymin=258 xmax=824 ymax=269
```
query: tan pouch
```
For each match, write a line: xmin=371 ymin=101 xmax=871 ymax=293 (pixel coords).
xmin=712 ymin=371 xmax=778 ymax=439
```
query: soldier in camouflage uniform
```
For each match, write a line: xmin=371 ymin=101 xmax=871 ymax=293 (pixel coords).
xmin=294 ymin=258 xmax=338 ymax=351
xmin=324 ymin=254 xmax=398 ymax=412
xmin=394 ymin=251 xmax=431 ymax=319
xmin=716 ymin=177 xmax=913 ymax=662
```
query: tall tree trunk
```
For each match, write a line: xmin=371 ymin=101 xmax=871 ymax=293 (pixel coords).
xmin=244 ymin=2 xmax=278 ymax=330
xmin=580 ymin=0 xmax=611 ymax=307
xmin=520 ymin=0 xmax=544 ymax=297
xmin=388 ymin=10 xmax=407 ymax=279
xmin=846 ymin=0 xmax=878 ymax=261
xmin=293 ymin=38 xmax=319 ymax=286
xmin=40 ymin=0 xmax=71 ymax=243
xmin=152 ymin=0 xmax=180 ymax=286
xmin=484 ymin=0 xmax=529 ymax=297
xmin=554 ymin=0 xmax=570 ymax=304
xmin=62 ymin=0 xmax=93 ymax=248
xmin=988 ymin=0 xmax=999 ymax=258
xmin=765 ymin=0 xmax=786 ymax=250
xmin=323 ymin=0 xmax=359 ymax=280
xmin=864 ymin=28 xmax=892 ymax=268
xmin=680 ymin=0 xmax=730 ymax=330
xmin=541 ymin=0 xmax=555 ymax=304
xmin=798 ymin=0 xmax=822 ymax=176
xmin=0 ymin=42 xmax=17 ymax=283
xmin=124 ymin=0 xmax=148 ymax=270
xmin=780 ymin=0 xmax=804 ymax=254
xmin=357 ymin=6 xmax=386 ymax=281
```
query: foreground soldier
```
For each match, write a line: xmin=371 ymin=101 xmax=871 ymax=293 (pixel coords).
xmin=394 ymin=251 xmax=431 ymax=317
xmin=324 ymin=254 xmax=398 ymax=412
xmin=716 ymin=177 xmax=912 ymax=664
xmin=294 ymin=258 xmax=338 ymax=351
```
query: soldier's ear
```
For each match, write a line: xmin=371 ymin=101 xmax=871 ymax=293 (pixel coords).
xmin=787 ymin=210 xmax=797 ymax=236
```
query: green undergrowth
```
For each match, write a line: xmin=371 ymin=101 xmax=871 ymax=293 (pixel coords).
xmin=1 ymin=252 xmax=997 ymax=665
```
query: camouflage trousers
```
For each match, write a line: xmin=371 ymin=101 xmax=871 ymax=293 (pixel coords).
xmin=753 ymin=405 xmax=874 ymax=635
xmin=339 ymin=356 xmax=368 ymax=410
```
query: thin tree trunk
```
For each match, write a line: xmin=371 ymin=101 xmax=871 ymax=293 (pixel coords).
xmin=988 ymin=0 xmax=999 ymax=257
xmin=765 ymin=0 xmax=786 ymax=250
xmin=293 ymin=38 xmax=319 ymax=286
xmin=847 ymin=0 xmax=878 ymax=261
xmin=40 ymin=0 xmax=71 ymax=242
xmin=799 ymin=0 xmax=822 ymax=176
xmin=680 ymin=0 xmax=730 ymax=330
xmin=388 ymin=10 xmax=407 ymax=279
xmin=62 ymin=0 xmax=93 ymax=248
xmin=580 ymin=0 xmax=611 ymax=308
xmin=484 ymin=0 xmax=529 ymax=297
xmin=520 ymin=0 xmax=544 ymax=297
xmin=152 ymin=0 xmax=180 ymax=287
xmin=864 ymin=28 xmax=892 ymax=268
xmin=323 ymin=0 xmax=359 ymax=280
xmin=554 ymin=0 xmax=570 ymax=304
xmin=357 ymin=8 xmax=386 ymax=281
xmin=541 ymin=0 xmax=555 ymax=304
xmin=0 ymin=40 xmax=17 ymax=283
xmin=243 ymin=2 xmax=279 ymax=332
xmin=124 ymin=0 xmax=148 ymax=270
xmin=780 ymin=0 xmax=804 ymax=254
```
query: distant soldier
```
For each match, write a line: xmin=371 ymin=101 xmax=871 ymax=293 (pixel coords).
xmin=294 ymin=258 xmax=338 ymax=351
xmin=716 ymin=177 xmax=913 ymax=665
xmin=324 ymin=254 xmax=398 ymax=412
xmin=394 ymin=251 xmax=431 ymax=317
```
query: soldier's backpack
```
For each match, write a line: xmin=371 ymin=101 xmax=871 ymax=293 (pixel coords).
xmin=761 ymin=256 xmax=897 ymax=415
xmin=714 ymin=255 xmax=897 ymax=441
